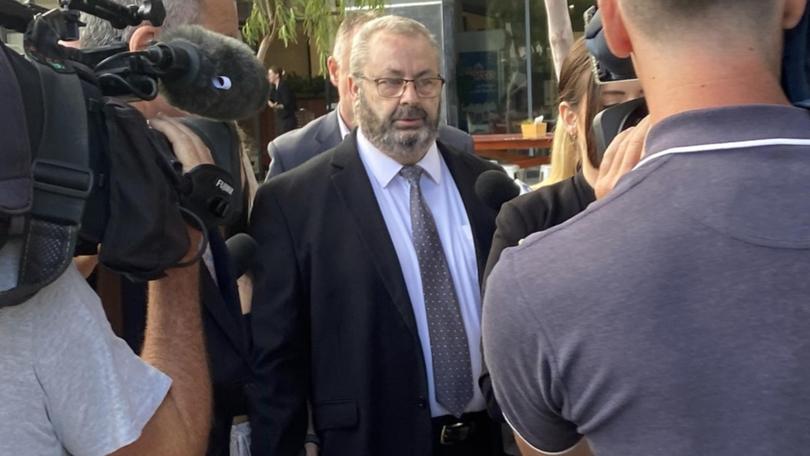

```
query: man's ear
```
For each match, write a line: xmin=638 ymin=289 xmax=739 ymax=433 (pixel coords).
xmin=327 ymin=56 xmax=340 ymax=88
xmin=783 ymin=0 xmax=808 ymax=30
xmin=348 ymin=74 xmax=361 ymax=101
xmin=558 ymin=101 xmax=579 ymax=137
xmin=597 ymin=0 xmax=633 ymax=58
xmin=128 ymin=24 xmax=160 ymax=52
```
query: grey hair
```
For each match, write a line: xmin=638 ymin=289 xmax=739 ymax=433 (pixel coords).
xmin=332 ymin=10 xmax=381 ymax=63
xmin=80 ymin=0 xmax=203 ymax=48
xmin=349 ymin=15 xmax=440 ymax=78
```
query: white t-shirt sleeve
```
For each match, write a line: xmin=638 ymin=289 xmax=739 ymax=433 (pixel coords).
xmin=31 ymin=266 xmax=171 ymax=456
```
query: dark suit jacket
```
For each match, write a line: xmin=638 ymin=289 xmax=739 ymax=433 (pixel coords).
xmin=249 ymin=132 xmax=501 ymax=456
xmin=483 ymin=171 xmax=596 ymax=283
xmin=202 ymin=230 xmax=254 ymax=455
xmin=265 ymin=109 xmax=476 ymax=180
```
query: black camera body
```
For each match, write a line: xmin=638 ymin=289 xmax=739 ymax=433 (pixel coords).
xmin=0 ymin=0 xmax=265 ymax=305
xmin=591 ymin=96 xmax=648 ymax=163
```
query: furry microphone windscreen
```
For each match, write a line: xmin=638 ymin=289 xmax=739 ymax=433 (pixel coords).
xmin=159 ymin=25 xmax=270 ymax=121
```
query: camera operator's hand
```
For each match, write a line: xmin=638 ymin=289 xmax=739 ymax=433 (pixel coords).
xmin=149 ymin=115 xmax=214 ymax=172
xmin=594 ymin=116 xmax=652 ymax=200
xmin=149 ymin=116 xmax=214 ymax=259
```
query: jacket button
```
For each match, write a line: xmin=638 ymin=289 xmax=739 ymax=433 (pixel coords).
xmin=416 ymin=398 xmax=427 ymax=409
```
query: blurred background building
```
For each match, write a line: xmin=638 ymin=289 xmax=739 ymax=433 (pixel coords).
xmin=257 ymin=0 xmax=594 ymax=135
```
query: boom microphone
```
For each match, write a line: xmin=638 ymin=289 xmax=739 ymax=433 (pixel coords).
xmin=148 ymin=25 xmax=270 ymax=121
xmin=475 ymin=169 xmax=520 ymax=211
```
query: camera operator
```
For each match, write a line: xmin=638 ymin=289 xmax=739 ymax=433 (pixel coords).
xmin=0 ymin=38 xmax=212 ymax=455
xmin=483 ymin=0 xmax=810 ymax=455
xmin=77 ymin=1 xmax=259 ymax=455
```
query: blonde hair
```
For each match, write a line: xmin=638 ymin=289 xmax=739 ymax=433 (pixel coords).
xmin=536 ymin=38 xmax=599 ymax=189
xmin=537 ymin=125 xmax=579 ymax=188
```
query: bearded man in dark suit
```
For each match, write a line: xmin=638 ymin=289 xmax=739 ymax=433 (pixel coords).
xmin=249 ymin=15 xmax=505 ymax=456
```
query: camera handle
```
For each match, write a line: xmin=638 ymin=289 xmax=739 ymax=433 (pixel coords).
xmin=60 ymin=0 xmax=165 ymax=29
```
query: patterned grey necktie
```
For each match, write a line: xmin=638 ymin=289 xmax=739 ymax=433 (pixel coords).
xmin=399 ymin=165 xmax=473 ymax=417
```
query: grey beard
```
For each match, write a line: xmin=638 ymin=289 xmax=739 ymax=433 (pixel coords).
xmin=356 ymin=92 xmax=440 ymax=164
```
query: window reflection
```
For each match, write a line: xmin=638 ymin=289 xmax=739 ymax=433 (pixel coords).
xmin=457 ymin=0 xmax=593 ymax=135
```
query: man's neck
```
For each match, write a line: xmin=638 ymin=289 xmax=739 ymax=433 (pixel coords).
xmin=338 ymin=102 xmax=355 ymax=130
xmin=638 ymin=55 xmax=790 ymax=123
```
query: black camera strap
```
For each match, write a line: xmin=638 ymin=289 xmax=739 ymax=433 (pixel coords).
xmin=0 ymin=42 xmax=32 ymax=227
xmin=0 ymin=60 xmax=92 ymax=307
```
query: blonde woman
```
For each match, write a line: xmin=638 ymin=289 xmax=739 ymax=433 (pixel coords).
xmin=484 ymin=38 xmax=642 ymax=279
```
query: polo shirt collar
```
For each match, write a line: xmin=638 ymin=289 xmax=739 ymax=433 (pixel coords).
xmin=357 ymin=128 xmax=442 ymax=188
xmin=644 ymin=104 xmax=810 ymax=158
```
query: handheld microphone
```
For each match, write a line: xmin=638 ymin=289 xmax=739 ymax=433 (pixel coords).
xmin=225 ymin=233 xmax=257 ymax=280
xmin=475 ymin=169 xmax=520 ymax=211
xmin=146 ymin=25 xmax=270 ymax=120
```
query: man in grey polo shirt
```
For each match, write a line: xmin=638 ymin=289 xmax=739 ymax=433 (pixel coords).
xmin=483 ymin=0 xmax=810 ymax=455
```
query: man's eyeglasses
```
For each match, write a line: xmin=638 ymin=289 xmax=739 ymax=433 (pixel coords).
xmin=358 ymin=76 xmax=446 ymax=98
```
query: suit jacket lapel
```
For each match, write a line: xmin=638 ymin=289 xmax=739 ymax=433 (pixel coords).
xmin=329 ymin=133 xmax=420 ymax=338
xmin=439 ymin=142 xmax=490 ymax=285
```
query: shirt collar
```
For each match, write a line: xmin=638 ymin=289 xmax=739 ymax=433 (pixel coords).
xmin=336 ymin=105 xmax=351 ymax=139
xmin=644 ymin=104 xmax=810 ymax=158
xmin=356 ymin=128 xmax=442 ymax=188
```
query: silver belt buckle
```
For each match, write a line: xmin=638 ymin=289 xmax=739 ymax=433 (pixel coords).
xmin=440 ymin=421 xmax=471 ymax=445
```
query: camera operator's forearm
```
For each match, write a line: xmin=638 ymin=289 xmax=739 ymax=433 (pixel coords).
xmin=112 ymin=262 xmax=211 ymax=456
xmin=148 ymin=262 xmax=210 ymax=453
xmin=149 ymin=262 xmax=211 ymax=444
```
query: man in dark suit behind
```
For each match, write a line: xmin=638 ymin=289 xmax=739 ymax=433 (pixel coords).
xmin=249 ymin=15 xmax=505 ymax=456
xmin=265 ymin=12 xmax=474 ymax=180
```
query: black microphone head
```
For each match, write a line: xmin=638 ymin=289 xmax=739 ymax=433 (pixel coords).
xmin=225 ymin=233 xmax=258 ymax=279
xmin=475 ymin=169 xmax=520 ymax=211
xmin=159 ymin=25 xmax=270 ymax=120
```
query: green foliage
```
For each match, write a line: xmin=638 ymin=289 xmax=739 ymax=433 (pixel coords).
xmin=243 ymin=0 xmax=385 ymax=73
xmin=284 ymin=73 xmax=327 ymax=98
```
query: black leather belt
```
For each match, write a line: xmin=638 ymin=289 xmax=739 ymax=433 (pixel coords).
xmin=432 ymin=411 xmax=488 ymax=446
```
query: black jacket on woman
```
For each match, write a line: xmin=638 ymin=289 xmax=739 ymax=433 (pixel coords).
xmin=269 ymin=80 xmax=298 ymax=135
xmin=483 ymin=171 xmax=596 ymax=283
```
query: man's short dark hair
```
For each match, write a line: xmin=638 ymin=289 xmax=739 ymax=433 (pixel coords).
xmin=621 ymin=0 xmax=778 ymax=40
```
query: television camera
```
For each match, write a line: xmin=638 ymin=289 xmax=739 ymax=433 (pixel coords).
xmin=0 ymin=0 xmax=269 ymax=306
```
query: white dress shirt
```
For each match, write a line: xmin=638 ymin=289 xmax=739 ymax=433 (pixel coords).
xmin=356 ymin=128 xmax=486 ymax=417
